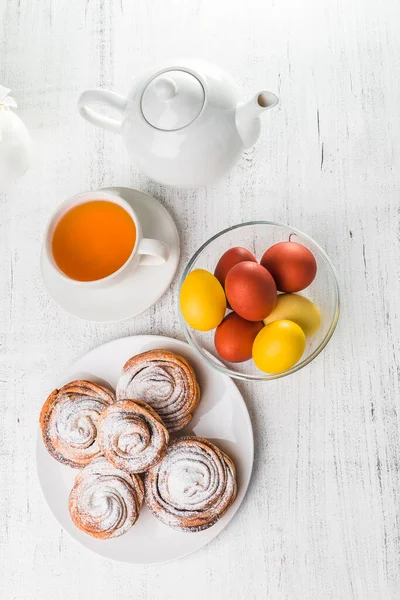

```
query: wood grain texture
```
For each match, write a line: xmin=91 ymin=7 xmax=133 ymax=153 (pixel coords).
xmin=1 ymin=0 xmax=400 ymax=598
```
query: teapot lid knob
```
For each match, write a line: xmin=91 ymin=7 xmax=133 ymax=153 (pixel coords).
xmin=141 ymin=70 xmax=204 ymax=131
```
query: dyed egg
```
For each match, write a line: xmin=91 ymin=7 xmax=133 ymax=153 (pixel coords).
xmin=180 ymin=269 xmax=226 ymax=331
xmin=214 ymin=247 xmax=257 ymax=287
xmin=264 ymin=293 xmax=321 ymax=337
xmin=225 ymin=262 xmax=277 ymax=321
xmin=260 ymin=241 xmax=317 ymax=292
xmin=252 ymin=319 xmax=306 ymax=374
xmin=214 ymin=312 xmax=264 ymax=363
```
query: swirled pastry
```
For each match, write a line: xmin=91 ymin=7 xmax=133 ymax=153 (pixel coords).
xmin=98 ymin=399 xmax=169 ymax=473
xmin=116 ymin=350 xmax=200 ymax=433
xmin=68 ymin=456 xmax=144 ymax=539
xmin=144 ymin=436 xmax=237 ymax=532
xmin=40 ymin=380 xmax=115 ymax=468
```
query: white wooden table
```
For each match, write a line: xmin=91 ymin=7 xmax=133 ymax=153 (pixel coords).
xmin=1 ymin=0 xmax=400 ymax=598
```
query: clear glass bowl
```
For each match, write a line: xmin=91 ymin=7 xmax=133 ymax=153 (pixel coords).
xmin=179 ymin=221 xmax=340 ymax=381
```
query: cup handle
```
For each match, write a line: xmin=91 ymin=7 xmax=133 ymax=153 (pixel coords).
xmin=138 ymin=238 xmax=169 ymax=266
xmin=77 ymin=89 xmax=127 ymax=134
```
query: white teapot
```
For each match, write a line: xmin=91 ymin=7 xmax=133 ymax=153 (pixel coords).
xmin=78 ymin=59 xmax=278 ymax=188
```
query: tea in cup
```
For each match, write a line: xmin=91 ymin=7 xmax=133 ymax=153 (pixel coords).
xmin=45 ymin=190 xmax=169 ymax=285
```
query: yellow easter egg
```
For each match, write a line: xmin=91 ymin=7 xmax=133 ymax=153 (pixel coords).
xmin=180 ymin=269 xmax=226 ymax=331
xmin=252 ymin=319 xmax=306 ymax=374
xmin=263 ymin=293 xmax=321 ymax=337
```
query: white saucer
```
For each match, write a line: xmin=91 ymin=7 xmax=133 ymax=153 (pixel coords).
xmin=41 ymin=187 xmax=180 ymax=323
xmin=36 ymin=335 xmax=254 ymax=564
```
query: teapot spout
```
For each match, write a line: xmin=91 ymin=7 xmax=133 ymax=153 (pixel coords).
xmin=236 ymin=91 xmax=278 ymax=149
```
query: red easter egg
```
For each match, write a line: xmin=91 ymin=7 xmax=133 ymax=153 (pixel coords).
xmin=225 ymin=262 xmax=277 ymax=321
xmin=214 ymin=247 xmax=257 ymax=288
xmin=260 ymin=241 xmax=317 ymax=292
xmin=214 ymin=312 xmax=264 ymax=363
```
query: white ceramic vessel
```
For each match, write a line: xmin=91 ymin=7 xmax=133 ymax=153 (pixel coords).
xmin=78 ymin=59 xmax=278 ymax=188
xmin=41 ymin=187 xmax=180 ymax=323
xmin=43 ymin=189 xmax=169 ymax=287
xmin=36 ymin=335 xmax=254 ymax=564
xmin=0 ymin=86 xmax=32 ymax=190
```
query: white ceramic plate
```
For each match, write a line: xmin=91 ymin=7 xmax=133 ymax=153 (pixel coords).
xmin=41 ymin=187 xmax=180 ymax=323
xmin=36 ymin=335 xmax=254 ymax=564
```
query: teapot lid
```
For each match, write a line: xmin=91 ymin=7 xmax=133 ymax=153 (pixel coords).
xmin=141 ymin=70 xmax=204 ymax=131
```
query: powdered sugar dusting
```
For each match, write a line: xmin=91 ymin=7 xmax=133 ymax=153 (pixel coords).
xmin=167 ymin=459 xmax=212 ymax=504
xmin=98 ymin=400 xmax=169 ymax=473
xmin=116 ymin=350 xmax=200 ymax=433
xmin=40 ymin=381 xmax=115 ymax=468
xmin=144 ymin=437 xmax=237 ymax=532
xmin=68 ymin=456 xmax=144 ymax=539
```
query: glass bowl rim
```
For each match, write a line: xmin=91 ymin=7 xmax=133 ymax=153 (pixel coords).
xmin=179 ymin=220 xmax=340 ymax=382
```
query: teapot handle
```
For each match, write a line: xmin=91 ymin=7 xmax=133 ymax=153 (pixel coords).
xmin=78 ymin=89 xmax=127 ymax=134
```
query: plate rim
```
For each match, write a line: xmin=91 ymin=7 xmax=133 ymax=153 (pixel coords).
xmin=36 ymin=334 xmax=254 ymax=564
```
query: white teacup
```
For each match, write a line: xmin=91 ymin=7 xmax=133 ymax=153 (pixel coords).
xmin=44 ymin=189 xmax=169 ymax=286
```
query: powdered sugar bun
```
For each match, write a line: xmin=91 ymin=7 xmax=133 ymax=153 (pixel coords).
xmin=116 ymin=350 xmax=200 ymax=433
xmin=40 ymin=380 xmax=115 ymax=468
xmin=98 ymin=399 xmax=169 ymax=474
xmin=68 ymin=456 xmax=144 ymax=539
xmin=144 ymin=436 xmax=237 ymax=532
